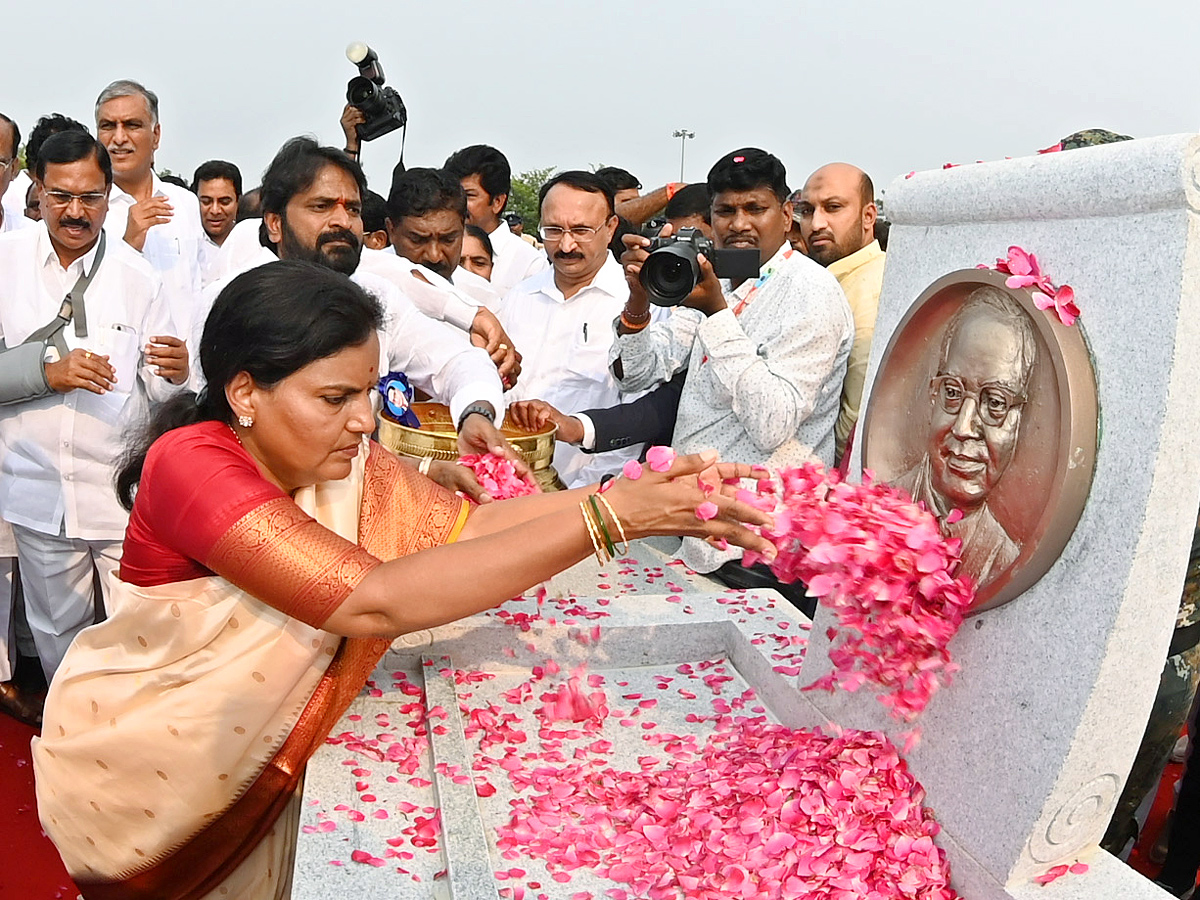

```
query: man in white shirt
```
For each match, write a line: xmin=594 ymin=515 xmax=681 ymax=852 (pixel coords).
xmin=613 ymin=148 xmax=854 ymax=584
xmin=500 ymin=171 xmax=642 ymax=487
xmin=0 ymin=132 xmax=188 ymax=680
xmin=95 ymin=79 xmax=203 ymax=361
xmin=191 ymin=159 xmax=242 ymax=284
xmin=381 ymin=168 xmax=514 ymax=367
xmin=443 ymin=144 xmax=548 ymax=295
xmin=0 ymin=114 xmax=31 ymax=234
xmin=203 ymin=138 xmax=516 ymax=481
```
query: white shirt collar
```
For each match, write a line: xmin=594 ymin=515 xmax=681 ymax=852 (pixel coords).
xmin=110 ymin=172 xmax=168 ymax=204
xmin=37 ymin=222 xmax=104 ymax=275
xmin=540 ymin=253 xmax=626 ymax=303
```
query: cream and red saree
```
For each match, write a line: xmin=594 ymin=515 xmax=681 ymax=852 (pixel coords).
xmin=32 ymin=421 xmax=468 ymax=899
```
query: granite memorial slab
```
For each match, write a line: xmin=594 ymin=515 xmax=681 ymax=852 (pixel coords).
xmin=827 ymin=133 xmax=1200 ymax=897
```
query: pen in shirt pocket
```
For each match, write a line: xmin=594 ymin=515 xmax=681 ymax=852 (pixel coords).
xmin=582 ymin=322 xmax=588 ymax=342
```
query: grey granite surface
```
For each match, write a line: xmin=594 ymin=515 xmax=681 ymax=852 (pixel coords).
xmin=828 ymin=133 xmax=1200 ymax=896
xmin=292 ymin=544 xmax=814 ymax=899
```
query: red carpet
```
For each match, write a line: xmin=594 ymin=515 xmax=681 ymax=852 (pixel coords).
xmin=0 ymin=713 xmax=76 ymax=899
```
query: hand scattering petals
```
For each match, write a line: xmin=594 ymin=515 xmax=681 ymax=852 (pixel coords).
xmin=458 ymin=453 xmax=540 ymax=499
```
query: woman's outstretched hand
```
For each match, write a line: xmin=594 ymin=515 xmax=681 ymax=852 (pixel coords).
xmin=601 ymin=450 xmax=777 ymax=560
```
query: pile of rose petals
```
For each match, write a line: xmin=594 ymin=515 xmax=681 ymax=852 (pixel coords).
xmin=459 ymin=452 xmax=541 ymax=499
xmin=740 ymin=465 xmax=975 ymax=723
xmin=496 ymin=722 xmax=961 ymax=900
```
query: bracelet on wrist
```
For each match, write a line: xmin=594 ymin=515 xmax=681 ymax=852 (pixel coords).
xmin=587 ymin=494 xmax=616 ymax=557
xmin=580 ymin=500 xmax=610 ymax=565
xmin=343 ymin=147 xmax=359 ymax=158
xmin=620 ymin=312 xmax=651 ymax=332
xmin=593 ymin=492 xmax=629 ymax=553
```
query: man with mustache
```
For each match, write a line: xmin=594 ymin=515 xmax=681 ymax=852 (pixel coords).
xmin=894 ymin=286 xmax=1034 ymax=589
xmin=199 ymin=138 xmax=519 ymax=494
xmin=95 ymin=80 xmax=202 ymax=373
xmin=499 ymin=170 xmax=645 ymax=486
xmin=796 ymin=162 xmax=885 ymax=461
xmin=613 ymin=148 xmax=854 ymax=589
xmin=0 ymin=131 xmax=187 ymax=684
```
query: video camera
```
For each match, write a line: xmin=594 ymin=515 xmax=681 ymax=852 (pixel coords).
xmin=345 ymin=42 xmax=408 ymax=142
xmin=639 ymin=226 xmax=760 ymax=306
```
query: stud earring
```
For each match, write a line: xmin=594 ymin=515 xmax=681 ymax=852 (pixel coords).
xmin=237 ymin=415 xmax=254 ymax=428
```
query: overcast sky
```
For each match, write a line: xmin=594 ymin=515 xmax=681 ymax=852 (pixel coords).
xmin=4 ymin=0 xmax=1197 ymax=201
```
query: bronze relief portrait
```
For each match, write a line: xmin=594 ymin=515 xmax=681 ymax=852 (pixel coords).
xmin=862 ymin=269 xmax=1098 ymax=611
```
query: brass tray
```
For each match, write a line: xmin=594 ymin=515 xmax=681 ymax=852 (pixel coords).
xmin=378 ymin=402 xmax=565 ymax=492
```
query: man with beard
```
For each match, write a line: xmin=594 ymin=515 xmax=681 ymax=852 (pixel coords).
xmin=893 ymin=286 xmax=1032 ymax=589
xmin=0 ymin=131 xmax=187 ymax=682
xmin=613 ymin=148 xmax=853 ymax=590
xmin=200 ymin=138 xmax=516 ymax=488
xmin=95 ymin=80 xmax=203 ymax=364
xmin=796 ymin=162 xmax=884 ymax=460
xmin=499 ymin=171 xmax=647 ymax=487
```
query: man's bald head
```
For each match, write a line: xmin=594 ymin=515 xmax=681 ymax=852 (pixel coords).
xmin=796 ymin=162 xmax=877 ymax=267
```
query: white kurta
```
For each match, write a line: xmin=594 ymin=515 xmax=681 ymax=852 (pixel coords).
xmin=105 ymin=174 xmax=206 ymax=347
xmin=500 ymin=255 xmax=642 ymax=486
xmin=487 ymin=220 xmax=549 ymax=295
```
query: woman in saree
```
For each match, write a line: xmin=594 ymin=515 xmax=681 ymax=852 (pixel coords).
xmin=32 ymin=260 xmax=775 ymax=900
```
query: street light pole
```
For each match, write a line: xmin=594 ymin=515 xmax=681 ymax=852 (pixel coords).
xmin=672 ymin=129 xmax=694 ymax=182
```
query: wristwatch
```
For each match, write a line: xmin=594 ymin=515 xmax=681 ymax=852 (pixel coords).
xmin=456 ymin=402 xmax=496 ymax=431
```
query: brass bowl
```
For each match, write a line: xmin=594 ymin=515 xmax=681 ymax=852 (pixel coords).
xmin=378 ymin=402 xmax=565 ymax=492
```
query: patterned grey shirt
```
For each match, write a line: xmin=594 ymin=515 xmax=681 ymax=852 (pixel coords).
xmin=611 ymin=243 xmax=854 ymax=573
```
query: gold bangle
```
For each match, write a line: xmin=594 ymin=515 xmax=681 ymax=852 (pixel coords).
xmin=418 ymin=456 xmax=434 ymax=476
xmin=594 ymin=493 xmax=629 ymax=554
xmin=580 ymin=501 xmax=610 ymax=565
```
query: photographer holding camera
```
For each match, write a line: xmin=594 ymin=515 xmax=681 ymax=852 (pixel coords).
xmin=612 ymin=148 xmax=854 ymax=586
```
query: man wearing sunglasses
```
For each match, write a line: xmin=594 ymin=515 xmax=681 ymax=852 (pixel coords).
xmin=894 ymin=286 xmax=1036 ymax=589
xmin=499 ymin=170 xmax=646 ymax=486
xmin=0 ymin=131 xmax=187 ymax=686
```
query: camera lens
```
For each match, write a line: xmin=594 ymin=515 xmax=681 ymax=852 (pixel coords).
xmin=641 ymin=247 xmax=700 ymax=306
xmin=347 ymin=76 xmax=382 ymax=113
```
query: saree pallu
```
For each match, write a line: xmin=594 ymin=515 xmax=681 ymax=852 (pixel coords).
xmin=32 ymin=439 xmax=468 ymax=900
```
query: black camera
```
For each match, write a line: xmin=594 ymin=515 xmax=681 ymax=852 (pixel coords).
xmin=345 ymin=42 xmax=408 ymax=143
xmin=639 ymin=226 xmax=760 ymax=306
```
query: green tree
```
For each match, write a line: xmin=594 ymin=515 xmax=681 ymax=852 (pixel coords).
xmin=507 ymin=166 xmax=555 ymax=233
